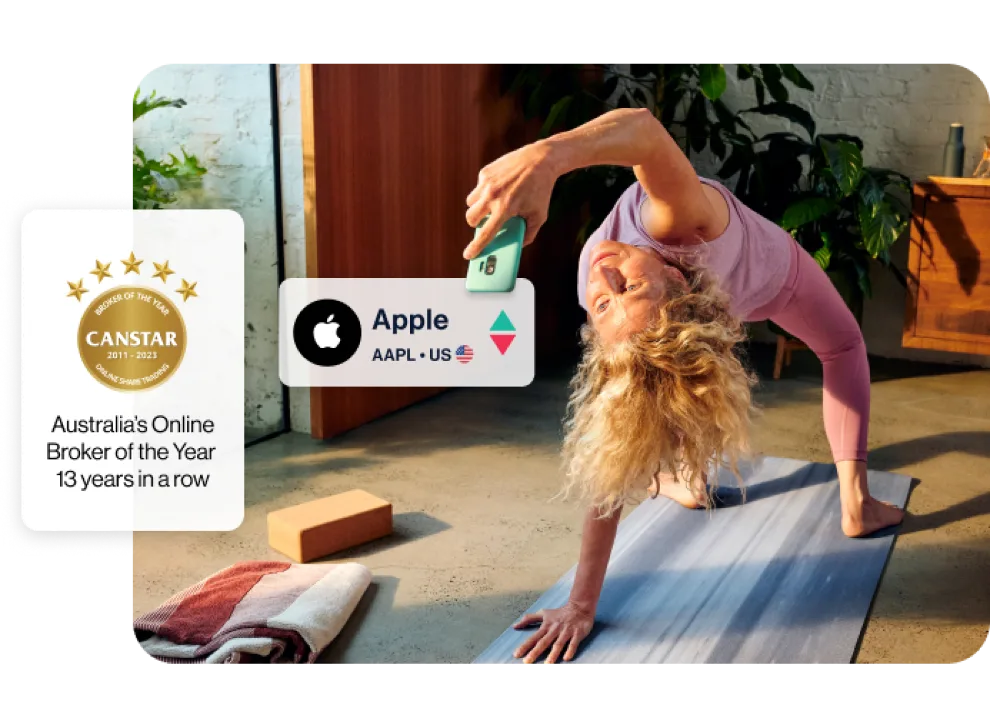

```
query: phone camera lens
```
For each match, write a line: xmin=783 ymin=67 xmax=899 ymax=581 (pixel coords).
xmin=484 ymin=255 xmax=497 ymax=275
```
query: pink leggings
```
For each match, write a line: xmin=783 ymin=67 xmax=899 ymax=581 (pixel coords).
xmin=747 ymin=240 xmax=869 ymax=462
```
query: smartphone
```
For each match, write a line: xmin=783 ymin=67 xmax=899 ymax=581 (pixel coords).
xmin=465 ymin=216 xmax=525 ymax=293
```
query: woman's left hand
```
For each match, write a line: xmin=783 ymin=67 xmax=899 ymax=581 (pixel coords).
xmin=463 ymin=141 xmax=560 ymax=259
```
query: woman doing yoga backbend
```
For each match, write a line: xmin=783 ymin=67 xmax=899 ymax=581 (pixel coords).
xmin=462 ymin=108 xmax=904 ymax=664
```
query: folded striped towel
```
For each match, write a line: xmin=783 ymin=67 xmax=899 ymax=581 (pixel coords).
xmin=134 ymin=561 xmax=371 ymax=663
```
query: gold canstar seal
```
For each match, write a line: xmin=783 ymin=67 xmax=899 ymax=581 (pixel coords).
xmin=77 ymin=285 xmax=186 ymax=392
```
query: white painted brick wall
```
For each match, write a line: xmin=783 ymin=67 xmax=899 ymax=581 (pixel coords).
xmin=134 ymin=64 xmax=285 ymax=439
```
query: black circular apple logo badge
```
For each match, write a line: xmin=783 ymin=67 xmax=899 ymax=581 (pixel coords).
xmin=292 ymin=299 xmax=362 ymax=367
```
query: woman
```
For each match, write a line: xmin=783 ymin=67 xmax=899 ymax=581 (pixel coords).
xmin=463 ymin=108 xmax=903 ymax=664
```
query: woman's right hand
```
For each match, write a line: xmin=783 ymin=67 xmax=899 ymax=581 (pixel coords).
xmin=511 ymin=601 xmax=595 ymax=664
xmin=463 ymin=140 xmax=560 ymax=259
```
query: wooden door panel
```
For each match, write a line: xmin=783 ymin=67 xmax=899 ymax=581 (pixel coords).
xmin=301 ymin=64 xmax=519 ymax=438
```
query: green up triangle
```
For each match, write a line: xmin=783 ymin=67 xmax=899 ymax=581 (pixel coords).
xmin=490 ymin=310 xmax=515 ymax=332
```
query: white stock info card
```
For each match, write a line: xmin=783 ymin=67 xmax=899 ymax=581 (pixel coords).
xmin=279 ymin=278 xmax=534 ymax=387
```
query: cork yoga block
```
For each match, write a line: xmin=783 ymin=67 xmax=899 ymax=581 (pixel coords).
xmin=268 ymin=490 xmax=392 ymax=563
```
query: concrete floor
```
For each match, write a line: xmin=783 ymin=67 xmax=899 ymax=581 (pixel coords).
xmin=133 ymin=346 xmax=990 ymax=663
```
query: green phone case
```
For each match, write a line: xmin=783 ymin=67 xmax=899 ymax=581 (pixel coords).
xmin=465 ymin=216 xmax=525 ymax=293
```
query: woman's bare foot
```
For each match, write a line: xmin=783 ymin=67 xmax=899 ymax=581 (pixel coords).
xmin=841 ymin=496 xmax=904 ymax=538
xmin=836 ymin=460 xmax=904 ymax=537
xmin=647 ymin=471 xmax=706 ymax=509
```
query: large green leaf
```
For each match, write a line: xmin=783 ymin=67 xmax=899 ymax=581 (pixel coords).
xmin=743 ymin=101 xmax=815 ymax=139
xmin=760 ymin=64 xmax=789 ymax=102
xmin=821 ymin=139 xmax=864 ymax=197
xmin=699 ymin=65 xmax=727 ymax=100
xmin=857 ymin=171 xmax=885 ymax=212
xmin=812 ymin=169 xmax=840 ymax=200
xmin=813 ymin=244 xmax=832 ymax=270
xmin=780 ymin=64 xmax=814 ymax=91
xmin=780 ymin=196 xmax=838 ymax=231
xmin=858 ymin=199 xmax=907 ymax=257
xmin=540 ymin=95 xmax=573 ymax=137
xmin=814 ymin=230 xmax=833 ymax=270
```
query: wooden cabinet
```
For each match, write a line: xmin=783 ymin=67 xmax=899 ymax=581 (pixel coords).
xmin=903 ymin=178 xmax=990 ymax=354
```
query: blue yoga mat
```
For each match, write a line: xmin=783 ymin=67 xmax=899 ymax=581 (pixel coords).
xmin=475 ymin=456 xmax=911 ymax=664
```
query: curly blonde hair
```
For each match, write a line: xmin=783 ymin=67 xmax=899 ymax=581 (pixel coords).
xmin=561 ymin=269 xmax=757 ymax=517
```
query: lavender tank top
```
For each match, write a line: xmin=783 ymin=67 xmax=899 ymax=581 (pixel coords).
xmin=576 ymin=177 xmax=794 ymax=321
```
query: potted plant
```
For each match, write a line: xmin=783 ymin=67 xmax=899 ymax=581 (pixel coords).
xmin=132 ymin=88 xmax=207 ymax=210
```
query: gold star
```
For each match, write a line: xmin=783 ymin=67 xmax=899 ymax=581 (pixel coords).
xmin=121 ymin=252 xmax=143 ymax=275
xmin=152 ymin=260 xmax=175 ymax=283
xmin=175 ymin=279 xmax=198 ymax=302
xmin=66 ymin=279 xmax=88 ymax=301
xmin=90 ymin=259 xmax=112 ymax=283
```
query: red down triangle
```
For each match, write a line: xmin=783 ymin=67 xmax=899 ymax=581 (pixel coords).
xmin=490 ymin=333 xmax=515 ymax=355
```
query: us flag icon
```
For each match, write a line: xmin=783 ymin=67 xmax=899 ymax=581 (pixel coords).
xmin=455 ymin=345 xmax=474 ymax=363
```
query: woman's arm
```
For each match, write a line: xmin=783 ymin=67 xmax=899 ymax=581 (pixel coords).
xmin=463 ymin=107 xmax=727 ymax=259
xmin=512 ymin=504 xmax=621 ymax=663
xmin=569 ymin=503 xmax=622 ymax=611
xmin=546 ymin=108 xmax=724 ymax=243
